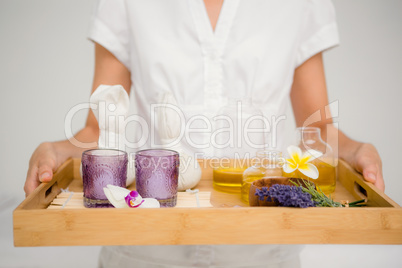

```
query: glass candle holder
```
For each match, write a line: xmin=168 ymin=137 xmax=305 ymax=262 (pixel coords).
xmin=135 ymin=149 xmax=179 ymax=207
xmin=82 ymin=149 xmax=128 ymax=208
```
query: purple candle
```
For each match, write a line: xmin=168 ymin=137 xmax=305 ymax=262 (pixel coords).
xmin=82 ymin=149 xmax=127 ymax=208
xmin=135 ymin=149 xmax=179 ymax=207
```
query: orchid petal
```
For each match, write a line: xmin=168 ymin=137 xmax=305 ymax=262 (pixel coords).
xmin=125 ymin=190 xmax=144 ymax=208
xmin=103 ymin=188 xmax=128 ymax=208
xmin=106 ymin=184 xmax=130 ymax=201
xmin=287 ymin=145 xmax=302 ymax=163
xmin=302 ymin=149 xmax=323 ymax=163
xmin=139 ymin=198 xmax=161 ymax=208
xmin=298 ymin=163 xmax=319 ymax=179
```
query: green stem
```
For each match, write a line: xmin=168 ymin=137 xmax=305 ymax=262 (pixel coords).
xmin=348 ymin=199 xmax=367 ymax=205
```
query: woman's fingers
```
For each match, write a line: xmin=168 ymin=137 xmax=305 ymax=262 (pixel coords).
xmin=374 ymin=171 xmax=385 ymax=192
xmin=360 ymin=159 xmax=385 ymax=192
xmin=24 ymin=161 xmax=55 ymax=197
xmin=354 ymin=143 xmax=385 ymax=192
xmin=37 ymin=159 xmax=55 ymax=183
xmin=24 ymin=165 xmax=39 ymax=196
xmin=24 ymin=142 xmax=58 ymax=196
xmin=360 ymin=158 xmax=378 ymax=183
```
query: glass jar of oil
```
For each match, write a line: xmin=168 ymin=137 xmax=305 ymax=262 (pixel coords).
xmin=241 ymin=150 xmax=283 ymax=204
xmin=212 ymin=158 xmax=251 ymax=193
xmin=212 ymin=98 xmax=265 ymax=193
xmin=285 ymin=127 xmax=337 ymax=194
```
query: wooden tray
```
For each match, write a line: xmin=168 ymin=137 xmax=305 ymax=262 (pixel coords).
xmin=14 ymin=158 xmax=402 ymax=247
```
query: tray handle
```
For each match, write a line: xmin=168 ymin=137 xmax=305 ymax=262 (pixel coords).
xmin=338 ymin=160 xmax=399 ymax=208
xmin=15 ymin=158 xmax=75 ymax=210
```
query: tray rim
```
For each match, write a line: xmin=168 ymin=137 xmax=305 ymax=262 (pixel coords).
xmin=13 ymin=158 xmax=402 ymax=246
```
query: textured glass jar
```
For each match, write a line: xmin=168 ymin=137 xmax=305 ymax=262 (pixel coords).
xmin=286 ymin=127 xmax=337 ymax=194
xmin=82 ymin=149 xmax=128 ymax=208
xmin=212 ymin=99 xmax=265 ymax=193
xmin=241 ymin=150 xmax=283 ymax=204
xmin=135 ymin=149 xmax=179 ymax=207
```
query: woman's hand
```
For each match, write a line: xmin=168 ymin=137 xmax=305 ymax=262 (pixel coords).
xmin=24 ymin=142 xmax=62 ymax=196
xmin=350 ymin=143 xmax=384 ymax=191
xmin=24 ymin=125 xmax=100 ymax=196
xmin=24 ymin=130 xmax=97 ymax=197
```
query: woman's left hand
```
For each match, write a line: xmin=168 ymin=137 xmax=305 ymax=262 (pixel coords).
xmin=350 ymin=143 xmax=385 ymax=191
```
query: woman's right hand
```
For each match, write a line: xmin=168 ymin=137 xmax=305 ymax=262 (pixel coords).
xmin=24 ymin=142 xmax=63 ymax=196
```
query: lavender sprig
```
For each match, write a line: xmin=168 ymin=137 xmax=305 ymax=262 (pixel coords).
xmin=289 ymin=180 xmax=366 ymax=207
xmin=255 ymin=184 xmax=315 ymax=208
xmin=290 ymin=180 xmax=342 ymax=207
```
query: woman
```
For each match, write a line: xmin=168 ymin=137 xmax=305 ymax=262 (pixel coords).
xmin=24 ymin=0 xmax=384 ymax=267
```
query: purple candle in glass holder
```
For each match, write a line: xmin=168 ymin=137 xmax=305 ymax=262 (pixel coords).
xmin=82 ymin=149 xmax=128 ymax=208
xmin=135 ymin=149 xmax=179 ymax=207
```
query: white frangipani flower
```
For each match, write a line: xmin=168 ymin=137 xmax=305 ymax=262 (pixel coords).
xmin=282 ymin=145 xmax=323 ymax=179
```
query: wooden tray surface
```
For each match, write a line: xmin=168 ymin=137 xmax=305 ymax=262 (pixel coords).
xmin=48 ymin=192 xmax=213 ymax=209
xmin=13 ymin=158 xmax=402 ymax=246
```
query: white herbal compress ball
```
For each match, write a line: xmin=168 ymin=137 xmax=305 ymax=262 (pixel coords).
xmin=177 ymin=149 xmax=202 ymax=190
xmin=157 ymin=92 xmax=202 ymax=190
xmin=79 ymin=84 xmax=135 ymax=186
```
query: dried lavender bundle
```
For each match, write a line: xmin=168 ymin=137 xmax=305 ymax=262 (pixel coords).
xmin=289 ymin=180 xmax=366 ymax=207
xmin=290 ymin=180 xmax=343 ymax=207
xmin=255 ymin=184 xmax=315 ymax=208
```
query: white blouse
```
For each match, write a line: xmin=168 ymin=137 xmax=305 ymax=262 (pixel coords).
xmin=89 ymin=0 xmax=339 ymax=156
xmin=89 ymin=0 xmax=339 ymax=266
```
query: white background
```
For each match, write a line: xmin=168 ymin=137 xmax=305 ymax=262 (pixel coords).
xmin=0 ymin=0 xmax=401 ymax=267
